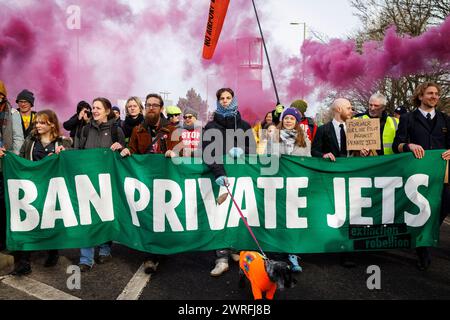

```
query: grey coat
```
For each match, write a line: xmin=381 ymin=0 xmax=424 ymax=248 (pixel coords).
xmin=75 ymin=118 xmax=125 ymax=150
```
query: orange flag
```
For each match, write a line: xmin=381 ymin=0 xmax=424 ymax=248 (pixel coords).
xmin=202 ymin=0 xmax=230 ymax=60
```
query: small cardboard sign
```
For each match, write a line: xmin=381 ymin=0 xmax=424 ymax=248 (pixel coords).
xmin=346 ymin=118 xmax=381 ymax=151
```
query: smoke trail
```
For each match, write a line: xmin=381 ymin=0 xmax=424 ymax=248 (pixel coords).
xmin=288 ymin=16 xmax=450 ymax=100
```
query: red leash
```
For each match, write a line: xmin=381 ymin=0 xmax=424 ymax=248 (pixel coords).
xmin=226 ymin=185 xmax=267 ymax=259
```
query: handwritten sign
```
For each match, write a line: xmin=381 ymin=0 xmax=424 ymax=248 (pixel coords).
xmin=346 ymin=118 xmax=381 ymax=151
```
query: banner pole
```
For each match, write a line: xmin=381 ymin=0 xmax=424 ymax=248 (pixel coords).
xmin=251 ymin=0 xmax=280 ymax=105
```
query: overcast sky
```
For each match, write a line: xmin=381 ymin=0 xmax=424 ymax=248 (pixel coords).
xmin=127 ymin=0 xmax=362 ymax=105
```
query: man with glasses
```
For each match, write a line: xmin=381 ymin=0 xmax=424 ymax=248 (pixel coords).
xmin=120 ymin=93 xmax=176 ymax=274
xmin=357 ymin=92 xmax=399 ymax=157
xmin=15 ymin=89 xmax=36 ymax=139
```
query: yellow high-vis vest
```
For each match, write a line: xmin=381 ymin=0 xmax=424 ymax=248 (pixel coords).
xmin=361 ymin=115 xmax=399 ymax=155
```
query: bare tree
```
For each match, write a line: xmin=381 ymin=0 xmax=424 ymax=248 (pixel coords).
xmin=348 ymin=0 xmax=449 ymax=114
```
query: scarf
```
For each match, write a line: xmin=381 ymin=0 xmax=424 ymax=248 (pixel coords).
xmin=280 ymin=129 xmax=297 ymax=155
xmin=216 ymin=97 xmax=238 ymax=118
xmin=125 ymin=114 xmax=144 ymax=127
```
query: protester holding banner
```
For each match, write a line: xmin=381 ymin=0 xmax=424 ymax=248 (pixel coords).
xmin=202 ymin=88 xmax=256 ymax=277
xmin=393 ymin=82 xmax=450 ymax=271
xmin=122 ymin=97 xmax=144 ymax=141
xmin=357 ymin=93 xmax=399 ymax=157
xmin=11 ymin=110 xmax=71 ymax=276
xmin=0 ymin=81 xmax=24 ymax=251
xmin=76 ymin=97 xmax=125 ymax=272
xmin=276 ymin=107 xmax=310 ymax=272
xmin=120 ymin=93 xmax=174 ymax=274
xmin=311 ymin=98 xmax=356 ymax=267
xmin=276 ymin=107 xmax=311 ymax=157
xmin=63 ymin=100 xmax=92 ymax=146
xmin=312 ymin=98 xmax=353 ymax=161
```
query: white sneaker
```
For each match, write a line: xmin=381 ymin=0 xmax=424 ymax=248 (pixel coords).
xmin=210 ymin=261 xmax=229 ymax=277
xmin=231 ymin=253 xmax=240 ymax=262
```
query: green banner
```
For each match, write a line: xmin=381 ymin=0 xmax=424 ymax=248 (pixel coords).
xmin=3 ymin=149 xmax=446 ymax=254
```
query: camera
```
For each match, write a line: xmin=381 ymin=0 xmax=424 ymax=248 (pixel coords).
xmin=85 ymin=110 xmax=92 ymax=118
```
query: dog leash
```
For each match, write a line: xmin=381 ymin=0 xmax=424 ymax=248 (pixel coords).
xmin=226 ymin=185 xmax=267 ymax=259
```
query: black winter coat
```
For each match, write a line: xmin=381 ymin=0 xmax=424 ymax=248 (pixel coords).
xmin=202 ymin=112 xmax=256 ymax=178
xmin=393 ymin=109 xmax=450 ymax=152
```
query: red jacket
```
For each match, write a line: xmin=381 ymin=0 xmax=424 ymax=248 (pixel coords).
xmin=128 ymin=118 xmax=175 ymax=155
xmin=300 ymin=117 xmax=317 ymax=143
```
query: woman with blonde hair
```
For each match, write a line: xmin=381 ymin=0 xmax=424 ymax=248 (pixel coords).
xmin=11 ymin=109 xmax=71 ymax=276
xmin=122 ymin=96 xmax=144 ymax=141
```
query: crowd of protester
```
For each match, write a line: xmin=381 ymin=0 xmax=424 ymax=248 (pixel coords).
xmin=0 ymin=79 xmax=448 ymax=277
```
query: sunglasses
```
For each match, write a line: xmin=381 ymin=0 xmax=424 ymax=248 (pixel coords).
xmin=183 ymin=115 xmax=194 ymax=120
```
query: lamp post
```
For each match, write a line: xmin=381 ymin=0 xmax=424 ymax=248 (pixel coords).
xmin=290 ymin=22 xmax=307 ymax=98
xmin=206 ymin=73 xmax=217 ymax=111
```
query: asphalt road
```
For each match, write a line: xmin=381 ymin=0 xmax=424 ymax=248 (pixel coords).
xmin=1 ymin=220 xmax=450 ymax=301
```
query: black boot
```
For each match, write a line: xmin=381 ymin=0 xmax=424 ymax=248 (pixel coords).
xmin=44 ymin=251 xmax=59 ymax=267
xmin=11 ymin=262 xmax=32 ymax=276
xmin=416 ymin=247 xmax=431 ymax=271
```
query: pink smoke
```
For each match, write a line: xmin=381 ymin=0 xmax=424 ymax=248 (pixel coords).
xmin=289 ymin=16 xmax=450 ymax=99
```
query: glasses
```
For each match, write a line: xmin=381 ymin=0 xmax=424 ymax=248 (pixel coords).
xmin=145 ymin=103 xmax=161 ymax=109
xmin=183 ymin=115 xmax=193 ymax=120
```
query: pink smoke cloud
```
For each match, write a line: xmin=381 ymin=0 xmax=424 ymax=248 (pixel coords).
xmin=290 ymin=16 xmax=450 ymax=99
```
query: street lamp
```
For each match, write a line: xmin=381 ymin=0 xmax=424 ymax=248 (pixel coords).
xmin=290 ymin=22 xmax=307 ymax=46
xmin=206 ymin=73 xmax=217 ymax=111
xmin=290 ymin=22 xmax=307 ymax=98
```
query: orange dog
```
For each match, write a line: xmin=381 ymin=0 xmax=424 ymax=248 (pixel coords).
xmin=239 ymin=251 xmax=295 ymax=300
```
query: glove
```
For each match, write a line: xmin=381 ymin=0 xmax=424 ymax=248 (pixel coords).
xmin=275 ymin=104 xmax=284 ymax=116
xmin=228 ymin=147 xmax=244 ymax=159
xmin=215 ymin=176 xmax=230 ymax=187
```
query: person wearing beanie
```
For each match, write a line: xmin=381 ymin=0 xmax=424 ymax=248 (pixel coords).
xmin=290 ymin=99 xmax=318 ymax=143
xmin=165 ymin=107 xmax=202 ymax=158
xmin=16 ymin=89 xmax=36 ymax=138
xmin=0 ymin=81 xmax=25 ymax=251
xmin=111 ymin=106 xmax=123 ymax=127
xmin=63 ymin=101 xmax=92 ymax=145
xmin=0 ymin=81 xmax=7 ymax=100
xmin=166 ymin=105 xmax=182 ymax=128
xmin=266 ymin=107 xmax=310 ymax=273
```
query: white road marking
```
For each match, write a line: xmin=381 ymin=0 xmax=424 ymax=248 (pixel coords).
xmin=1 ymin=275 xmax=80 ymax=300
xmin=116 ymin=263 xmax=151 ymax=300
